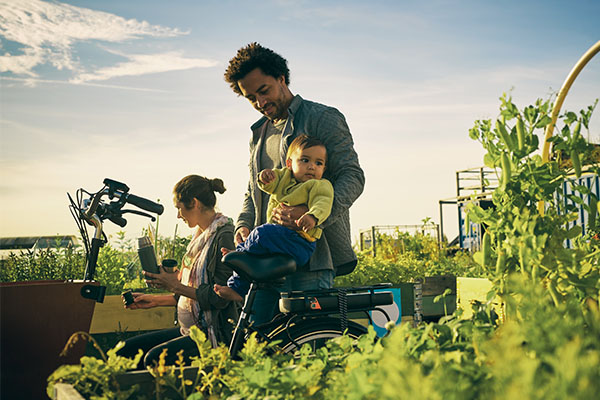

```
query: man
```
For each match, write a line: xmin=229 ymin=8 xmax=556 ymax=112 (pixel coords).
xmin=224 ymin=42 xmax=365 ymax=323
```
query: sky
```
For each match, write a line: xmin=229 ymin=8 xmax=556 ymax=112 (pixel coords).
xmin=1 ymin=0 xmax=599 ymax=246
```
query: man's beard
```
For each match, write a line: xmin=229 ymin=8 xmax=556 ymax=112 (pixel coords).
xmin=261 ymin=89 xmax=288 ymax=121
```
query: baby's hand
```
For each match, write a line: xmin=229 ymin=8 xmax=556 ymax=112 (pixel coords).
xmin=296 ymin=214 xmax=317 ymax=232
xmin=259 ymin=169 xmax=276 ymax=184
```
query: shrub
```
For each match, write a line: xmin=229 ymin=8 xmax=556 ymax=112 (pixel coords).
xmin=335 ymin=230 xmax=481 ymax=287
xmin=0 ymin=231 xmax=190 ymax=295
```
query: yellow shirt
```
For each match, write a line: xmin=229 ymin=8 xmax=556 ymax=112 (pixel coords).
xmin=258 ymin=168 xmax=334 ymax=240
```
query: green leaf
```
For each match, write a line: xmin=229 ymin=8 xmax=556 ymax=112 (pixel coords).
xmin=473 ymin=251 xmax=484 ymax=267
xmin=484 ymin=153 xmax=497 ymax=168
xmin=566 ymin=225 xmax=582 ymax=239
xmin=535 ymin=115 xmax=552 ymax=129
xmin=564 ymin=111 xmax=578 ymax=124
xmin=567 ymin=195 xmax=584 ymax=205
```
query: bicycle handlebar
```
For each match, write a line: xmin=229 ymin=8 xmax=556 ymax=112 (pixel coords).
xmin=82 ymin=179 xmax=163 ymax=224
xmin=124 ymin=193 xmax=164 ymax=215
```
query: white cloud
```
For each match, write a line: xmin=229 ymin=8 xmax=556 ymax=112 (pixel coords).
xmin=0 ymin=46 xmax=47 ymax=76
xmin=71 ymin=51 xmax=218 ymax=83
xmin=1 ymin=75 xmax=171 ymax=91
xmin=0 ymin=0 xmax=213 ymax=83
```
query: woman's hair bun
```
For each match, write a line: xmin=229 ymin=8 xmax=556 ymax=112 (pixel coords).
xmin=210 ymin=178 xmax=226 ymax=194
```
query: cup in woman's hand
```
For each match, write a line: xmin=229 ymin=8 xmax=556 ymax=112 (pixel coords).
xmin=122 ymin=290 xmax=134 ymax=306
xmin=161 ymin=258 xmax=178 ymax=273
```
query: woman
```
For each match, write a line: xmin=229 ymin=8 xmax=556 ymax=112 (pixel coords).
xmin=119 ymin=175 xmax=238 ymax=368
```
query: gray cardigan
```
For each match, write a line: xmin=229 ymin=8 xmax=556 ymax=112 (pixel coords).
xmin=236 ymin=95 xmax=365 ymax=273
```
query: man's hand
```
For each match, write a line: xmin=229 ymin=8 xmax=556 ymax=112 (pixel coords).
xmin=235 ymin=227 xmax=250 ymax=245
xmin=271 ymin=204 xmax=309 ymax=230
xmin=296 ymin=213 xmax=317 ymax=232
xmin=259 ymin=169 xmax=276 ymax=184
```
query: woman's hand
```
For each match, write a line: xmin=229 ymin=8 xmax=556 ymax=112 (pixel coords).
xmin=144 ymin=268 xmax=181 ymax=293
xmin=124 ymin=292 xmax=177 ymax=309
xmin=145 ymin=268 xmax=198 ymax=301
xmin=125 ymin=292 xmax=157 ymax=309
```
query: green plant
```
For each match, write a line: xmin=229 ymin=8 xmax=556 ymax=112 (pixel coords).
xmin=467 ymin=93 xmax=600 ymax=304
xmin=335 ymin=229 xmax=480 ymax=287
xmin=0 ymin=231 xmax=191 ymax=295
xmin=0 ymin=246 xmax=85 ymax=283
xmin=47 ymin=332 xmax=143 ymax=399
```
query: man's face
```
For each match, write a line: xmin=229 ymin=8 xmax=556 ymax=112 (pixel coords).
xmin=286 ymin=145 xmax=327 ymax=182
xmin=238 ymin=68 xmax=291 ymax=122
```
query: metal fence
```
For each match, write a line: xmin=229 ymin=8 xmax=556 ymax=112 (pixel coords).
xmin=456 ymin=172 xmax=599 ymax=251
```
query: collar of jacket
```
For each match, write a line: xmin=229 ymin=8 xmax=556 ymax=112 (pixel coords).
xmin=251 ymin=94 xmax=304 ymax=169
xmin=250 ymin=94 xmax=303 ymax=134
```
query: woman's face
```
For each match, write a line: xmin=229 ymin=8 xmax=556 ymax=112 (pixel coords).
xmin=174 ymin=199 xmax=201 ymax=228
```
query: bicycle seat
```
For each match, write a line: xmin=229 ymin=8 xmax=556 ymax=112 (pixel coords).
xmin=222 ymin=252 xmax=297 ymax=283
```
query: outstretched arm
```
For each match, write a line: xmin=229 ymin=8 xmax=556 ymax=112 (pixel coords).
xmin=125 ymin=293 xmax=176 ymax=309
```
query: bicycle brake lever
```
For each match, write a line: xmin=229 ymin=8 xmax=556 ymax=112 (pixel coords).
xmin=96 ymin=202 xmax=130 ymax=227
xmin=121 ymin=209 xmax=156 ymax=221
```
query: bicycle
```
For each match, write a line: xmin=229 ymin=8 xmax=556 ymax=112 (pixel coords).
xmin=71 ymin=179 xmax=394 ymax=356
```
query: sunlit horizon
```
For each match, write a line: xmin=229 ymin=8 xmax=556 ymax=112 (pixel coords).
xmin=1 ymin=0 xmax=599 ymax=245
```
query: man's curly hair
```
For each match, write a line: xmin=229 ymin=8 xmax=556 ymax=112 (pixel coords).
xmin=224 ymin=42 xmax=290 ymax=96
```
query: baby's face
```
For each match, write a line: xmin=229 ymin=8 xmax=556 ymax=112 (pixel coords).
xmin=287 ymin=145 xmax=327 ymax=182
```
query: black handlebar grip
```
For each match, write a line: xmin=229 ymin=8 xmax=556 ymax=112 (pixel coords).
xmin=109 ymin=215 xmax=128 ymax=227
xmin=126 ymin=193 xmax=164 ymax=215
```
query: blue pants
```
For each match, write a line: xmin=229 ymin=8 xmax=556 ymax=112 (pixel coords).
xmin=227 ymin=223 xmax=316 ymax=297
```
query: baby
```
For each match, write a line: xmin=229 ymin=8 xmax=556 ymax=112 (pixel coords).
xmin=214 ymin=134 xmax=333 ymax=301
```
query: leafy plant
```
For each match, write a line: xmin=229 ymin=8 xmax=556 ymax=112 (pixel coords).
xmin=0 ymin=231 xmax=190 ymax=295
xmin=0 ymin=246 xmax=85 ymax=283
xmin=47 ymin=332 xmax=143 ymax=399
xmin=335 ymin=228 xmax=480 ymax=287
xmin=467 ymin=93 xmax=600 ymax=304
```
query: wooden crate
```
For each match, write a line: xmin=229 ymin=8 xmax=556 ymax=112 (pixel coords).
xmin=420 ymin=275 xmax=457 ymax=321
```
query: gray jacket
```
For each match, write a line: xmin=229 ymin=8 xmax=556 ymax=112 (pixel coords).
xmin=236 ymin=95 xmax=365 ymax=272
